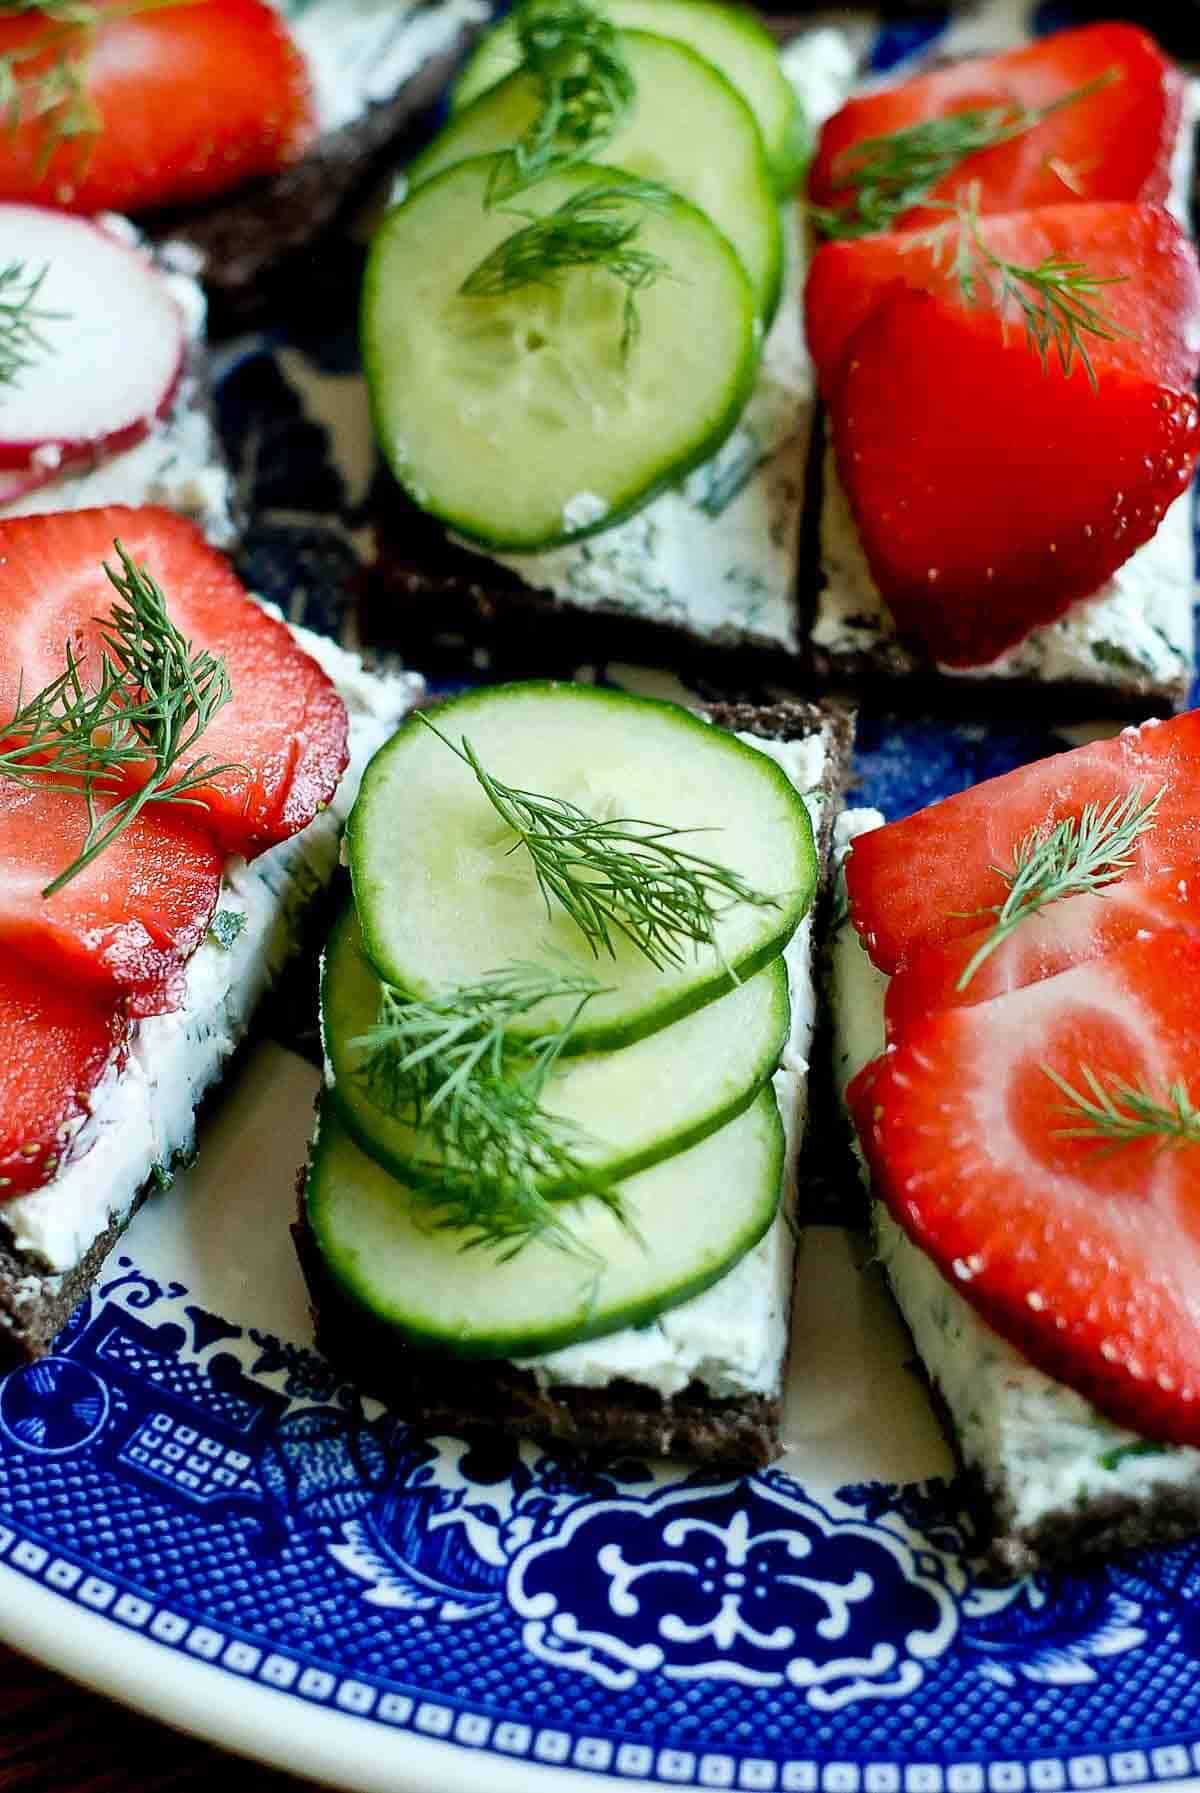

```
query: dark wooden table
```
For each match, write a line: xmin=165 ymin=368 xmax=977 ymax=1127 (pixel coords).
xmin=0 ymin=1645 xmax=318 ymax=1790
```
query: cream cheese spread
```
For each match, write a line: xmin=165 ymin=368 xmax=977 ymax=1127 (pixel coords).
xmin=829 ymin=808 xmax=1200 ymax=1536
xmin=815 ymin=449 xmax=1196 ymax=696
xmin=2 ymin=219 xmax=237 ymax=548
xmin=273 ymin=0 xmax=488 ymax=137
xmin=517 ymin=729 xmax=830 ymax=1404
xmin=0 ymin=626 xmax=419 ymax=1278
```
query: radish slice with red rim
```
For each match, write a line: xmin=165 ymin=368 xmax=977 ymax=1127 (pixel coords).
xmin=0 ymin=206 xmax=184 ymax=477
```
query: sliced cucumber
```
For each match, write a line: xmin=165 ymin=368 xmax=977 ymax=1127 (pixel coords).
xmin=347 ymin=682 xmax=816 ymax=1053
xmin=323 ymin=903 xmax=790 ymax=1184
xmin=361 ymin=157 xmax=758 ymax=551
xmin=412 ymin=32 xmax=782 ymax=321
xmin=453 ymin=0 xmax=808 ymax=193
xmin=305 ymin=1087 xmax=783 ymax=1358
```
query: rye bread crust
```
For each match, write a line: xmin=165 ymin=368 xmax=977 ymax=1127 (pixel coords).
xmin=912 ymin=1363 xmax=1200 ymax=1582
xmin=294 ymin=697 xmax=855 ymax=1466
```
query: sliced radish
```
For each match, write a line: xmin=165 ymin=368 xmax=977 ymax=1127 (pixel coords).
xmin=0 ymin=205 xmax=183 ymax=477
xmin=0 ymin=464 xmax=53 ymax=505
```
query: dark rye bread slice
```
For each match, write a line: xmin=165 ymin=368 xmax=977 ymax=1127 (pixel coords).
xmin=293 ymin=696 xmax=854 ymax=1468
xmin=147 ymin=18 xmax=482 ymax=328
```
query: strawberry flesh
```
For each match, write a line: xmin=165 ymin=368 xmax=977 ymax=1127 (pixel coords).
xmin=811 ymin=23 xmax=1184 ymax=233
xmin=850 ymin=933 xmax=1200 ymax=1447
xmin=806 ymin=202 xmax=1200 ymax=401
xmin=846 ymin=712 xmax=1200 ymax=974
xmin=0 ymin=955 xmax=126 ymax=1195
xmin=0 ymin=780 xmax=222 ymax=1013
xmin=0 ymin=506 xmax=350 ymax=857
xmin=885 ymin=865 xmax=1200 ymax=1040
xmin=830 ymin=285 xmax=1200 ymax=666
xmin=0 ymin=0 xmax=316 ymax=216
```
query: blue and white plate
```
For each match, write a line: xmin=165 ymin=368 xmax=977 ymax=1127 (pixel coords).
xmin=3 ymin=3 xmax=1200 ymax=1787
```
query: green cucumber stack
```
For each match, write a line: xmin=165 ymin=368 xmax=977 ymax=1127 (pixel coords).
xmin=361 ymin=0 xmax=808 ymax=552
xmin=303 ymin=681 xmax=818 ymax=1361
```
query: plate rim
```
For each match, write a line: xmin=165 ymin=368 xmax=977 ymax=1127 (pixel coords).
xmin=0 ymin=1555 xmax=622 ymax=1793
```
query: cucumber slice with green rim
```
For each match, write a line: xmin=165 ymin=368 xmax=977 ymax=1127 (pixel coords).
xmin=412 ymin=32 xmax=782 ymax=321
xmin=453 ymin=0 xmax=808 ymax=193
xmin=362 ymin=157 xmax=758 ymax=552
xmin=305 ymin=1087 xmax=784 ymax=1359
xmin=323 ymin=903 xmax=790 ymax=1185
xmin=347 ymin=682 xmax=817 ymax=1053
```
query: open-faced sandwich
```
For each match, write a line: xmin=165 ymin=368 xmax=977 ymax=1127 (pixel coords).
xmin=0 ymin=0 xmax=487 ymax=320
xmin=832 ymin=714 xmax=1200 ymax=1574
xmin=368 ymin=12 xmax=1200 ymax=715
xmin=294 ymin=680 xmax=853 ymax=1466
xmin=0 ymin=504 xmax=419 ymax=1359
xmin=806 ymin=21 xmax=1200 ymax=714
xmin=0 ymin=205 xmax=234 ymax=541
xmin=366 ymin=0 xmax=839 ymax=680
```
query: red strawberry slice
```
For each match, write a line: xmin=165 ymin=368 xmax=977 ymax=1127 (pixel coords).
xmin=0 ymin=954 xmax=126 ymax=1195
xmin=0 ymin=507 xmax=350 ymax=857
xmin=850 ymin=932 xmax=1200 ymax=1446
xmin=0 ymin=0 xmax=315 ymax=216
xmin=811 ymin=23 xmax=1184 ymax=233
xmin=830 ymin=285 xmax=1200 ymax=666
xmin=846 ymin=712 xmax=1200 ymax=974
xmin=885 ymin=865 xmax=1200 ymax=1040
xmin=806 ymin=203 xmax=1200 ymax=401
xmin=0 ymin=780 xmax=222 ymax=1013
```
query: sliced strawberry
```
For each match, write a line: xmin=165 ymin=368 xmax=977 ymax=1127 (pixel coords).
xmin=830 ymin=285 xmax=1199 ymax=666
xmin=811 ymin=23 xmax=1184 ymax=233
xmin=846 ymin=712 xmax=1200 ymax=974
xmin=0 ymin=954 xmax=126 ymax=1195
xmin=850 ymin=933 xmax=1200 ymax=1446
xmin=0 ymin=507 xmax=350 ymax=857
xmin=886 ymin=865 xmax=1200 ymax=1040
xmin=0 ymin=0 xmax=315 ymax=216
xmin=806 ymin=203 xmax=1200 ymax=401
xmin=0 ymin=780 xmax=222 ymax=1013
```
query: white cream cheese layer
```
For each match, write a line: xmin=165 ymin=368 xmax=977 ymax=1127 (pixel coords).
xmin=0 ymin=628 xmax=419 ymax=1278
xmin=815 ymin=453 xmax=1196 ymax=695
xmin=272 ymin=0 xmax=487 ymax=136
xmin=2 ymin=220 xmax=236 ymax=548
xmin=472 ymin=32 xmax=857 ymax=657
xmin=830 ymin=809 xmax=1200 ymax=1535
xmin=516 ymin=729 xmax=829 ymax=1404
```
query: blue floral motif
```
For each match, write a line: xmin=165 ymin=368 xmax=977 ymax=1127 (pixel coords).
xmin=960 ymin=1577 xmax=1151 ymax=1689
xmin=507 ymin=1475 xmax=959 ymax=1702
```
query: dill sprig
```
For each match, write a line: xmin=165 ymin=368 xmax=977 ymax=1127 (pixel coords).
xmin=955 ymin=783 xmax=1161 ymax=992
xmin=812 ymin=69 xmax=1117 ymax=241
xmin=919 ymin=186 xmax=1132 ymax=387
xmin=460 ymin=177 xmax=672 ymax=357
xmin=423 ymin=714 xmax=778 ymax=970
xmin=487 ymin=0 xmax=635 ymax=206
xmin=1045 ymin=1063 xmax=1200 ymax=1151
xmin=0 ymin=539 xmax=237 ymax=896
xmin=353 ymin=961 xmax=627 ymax=1259
xmin=0 ymin=258 xmax=56 ymax=389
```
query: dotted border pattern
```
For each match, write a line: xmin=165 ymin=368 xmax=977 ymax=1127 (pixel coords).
xmin=3 ymin=1523 xmax=1200 ymax=1791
